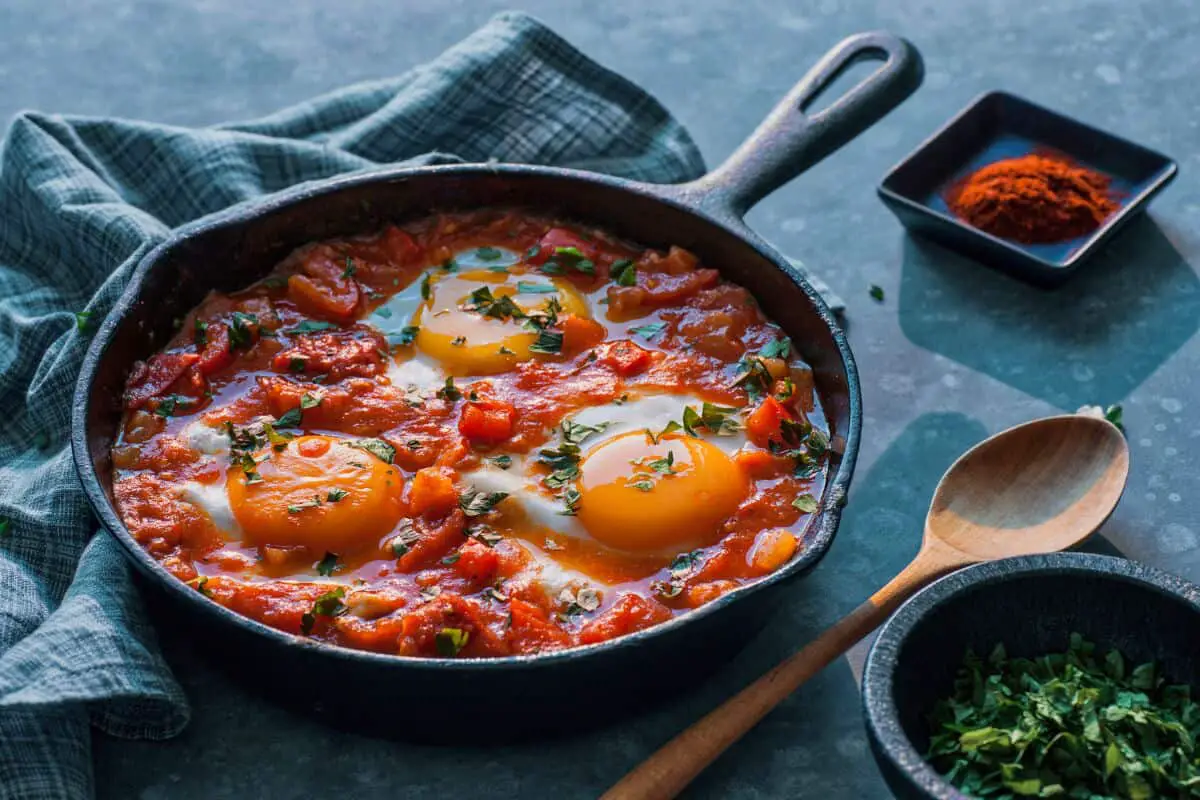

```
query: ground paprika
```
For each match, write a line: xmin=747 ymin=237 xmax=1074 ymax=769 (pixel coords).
xmin=945 ymin=152 xmax=1119 ymax=244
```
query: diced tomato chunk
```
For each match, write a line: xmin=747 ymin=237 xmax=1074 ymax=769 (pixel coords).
xmin=124 ymin=352 xmax=200 ymax=410
xmin=746 ymin=396 xmax=795 ymax=449
xmin=287 ymin=247 xmax=361 ymax=321
xmin=527 ymin=227 xmax=597 ymax=265
xmin=408 ymin=466 xmax=458 ymax=519
xmin=508 ymin=598 xmax=571 ymax=654
xmin=395 ymin=510 xmax=467 ymax=572
xmin=396 ymin=594 xmax=507 ymax=658
xmin=606 ymin=269 xmax=720 ymax=318
xmin=381 ymin=226 xmax=421 ymax=265
xmin=560 ymin=315 xmax=606 ymax=354
xmin=458 ymin=398 xmax=516 ymax=444
xmin=196 ymin=321 xmax=233 ymax=374
xmin=595 ymin=340 xmax=652 ymax=377
xmin=270 ymin=328 xmax=385 ymax=380
xmin=453 ymin=539 xmax=499 ymax=583
xmin=578 ymin=593 xmax=672 ymax=645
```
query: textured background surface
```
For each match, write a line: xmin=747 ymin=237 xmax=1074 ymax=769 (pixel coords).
xmin=4 ymin=0 xmax=1198 ymax=797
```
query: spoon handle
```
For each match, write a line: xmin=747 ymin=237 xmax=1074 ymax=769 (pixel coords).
xmin=601 ymin=541 xmax=970 ymax=800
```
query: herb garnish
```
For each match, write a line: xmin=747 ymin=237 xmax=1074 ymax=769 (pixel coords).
xmin=347 ymin=438 xmax=396 ymax=464
xmin=680 ymin=403 xmax=743 ymax=437
xmin=652 ymin=550 xmax=705 ymax=598
xmin=487 ymin=455 xmax=513 ymax=470
xmin=273 ymin=392 xmax=321 ymax=428
xmin=435 ymin=627 xmax=469 ymax=657
xmin=390 ymin=325 xmax=420 ymax=347
xmin=515 ymin=281 xmax=557 ymax=294
xmin=75 ymin=311 xmax=92 ymax=331
xmin=629 ymin=322 xmax=666 ymax=339
xmin=929 ymin=634 xmax=1200 ymax=799
xmin=288 ymin=356 xmax=307 ymax=373
xmin=300 ymin=587 xmax=347 ymax=634
xmin=187 ymin=575 xmax=211 ymax=596
xmin=420 ymin=272 xmax=433 ymax=301
xmin=0 ymin=517 xmax=11 ymax=537
xmin=154 ymin=395 xmax=194 ymax=418
xmin=437 ymin=377 xmax=462 ymax=402
xmin=228 ymin=312 xmax=258 ymax=350
xmin=475 ymin=246 xmax=503 ymax=261
xmin=731 ymin=355 xmax=774 ymax=401
xmin=286 ymin=320 xmax=338 ymax=335
xmin=287 ymin=495 xmax=322 ymax=514
xmin=390 ymin=519 xmax=420 ymax=557
xmin=194 ymin=319 xmax=209 ymax=348
xmin=610 ymin=259 xmax=637 ymax=286
xmin=465 ymin=286 xmax=524 ymax=320
xmin=528 ymin=329 xmax=564 ymax=355
xmin=326 ymin=488 xmax=349 ymax=503
xmin=554 ymin=246 xmax=595 ymax=275
xmin=791 ymin=494 xmax=818 ymax=513
xmin=1104 ymin=404 xmax=1124 ymax=432
xmin=759 ymin=337 xmax=791 ymax=359
xmin=559 ymin=586 xmax=602 ymax=616
xmin=451 ymin=336 xmax=467 ymax=347
xmin=869 ymin=284 xmax=884 ymax=302
xmin=342 ymin=257 xmax=356 ymax=279
xmin=458 ymin=487 xmax=509 ymax=517
xmin=315 ymin=552 xmax=339 ymax=576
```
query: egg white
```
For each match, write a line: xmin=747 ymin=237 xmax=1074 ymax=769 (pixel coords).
xmin=183 ymin=419 xmax=231 ymax=456
xmin=569 ymin=391 xmax=747 ymax=456
xmin=178 ymin=480 xmax=240 ymax=536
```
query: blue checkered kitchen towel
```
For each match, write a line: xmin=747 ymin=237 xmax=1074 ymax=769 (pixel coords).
xmin=0 ymin=11 xmax=841 ymax=799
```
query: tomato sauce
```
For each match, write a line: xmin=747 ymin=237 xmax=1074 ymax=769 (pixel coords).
xmin=113 ymin=210 xmax=831 ymax=659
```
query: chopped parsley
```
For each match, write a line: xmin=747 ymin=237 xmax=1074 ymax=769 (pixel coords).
xmin=273 ymin=392 xmax=321 ymax=428
xmin=652 ymin=550 xmax=705 ymax=598
xmin=287 ymin=495 xmax=323 ymax=514
xmin=154 ymin=395 xmax=194 ymax=418
xmin=420 ymin=272 xmax=433 ymax=301
xmin=559 ymin=586 xmax=602 ymax=616
xmin=610 ymin=258 xmax=637 ymax=286
xmin=475 ymin=246 xmax=503 ymax=261
xmin=466 ymin=286 xmax=524 ymax=320
xmin=326 ymin=488 xmax=349 ymax=503
xmin=467 ymin=525 xmax=503 ymax=547
xmin=515 ymin=281 xmax=557 ymax=294
xmin=629 ymin=321 xmax=666 ymax=339
xmin=792 ymin=494 xmax=818 ymax=513
xmin=458 ymin=487 xmax=509 ymax=517
xmin=286 ymin=320 xmax=338 ymax=335
xmin=300 ymin=587 xmax=347 ymax=634
xmin=194 ymin=319 xmax=209 ymax=349
xmin=437 ymin=377 xmax=462 ymax=402
xmin=435 ymin=627 xmax=470 ymax=657
xmin=929 ymin=634 xmax=1200 ymax=799
xmin=560 ymin=487 xmax=582 ymax=516
xmin=374 ymin=306 xmax=393 ymax=319
xmin=487 ymin=454 xmax=513 ymax=470
xmin=759 ymin=337 xmax=791 ymax=359
xmin=498 ymin=345 xmax=515 ymax=356
xmin=390 ymin=325 xmax=420 ymax=347
xmin=869 ymin=284 xmax=884 ymax=302
xmin=187 ymin=575 xmax=211 ymax=596
xmin=1105 ymin=404 xmax=1125 ymax=432
xmin=0 ymin=517 xmax=10 ymax=537
xmin=75 ymin=311 xmax=91 ymax=331
xmin=554 ymin=246 xmax=595 ymax=275
xmin=679 ymin=403 xmax=743 ymax=437
xmin=441 ymin=552 xmax=461 ymax=565
xmin=347 ymin=438 xmax=396 ymax=464
xmin=228 ymin=312 xmax=258 ymax=350
xmin=731 ymin=355 xmax=774 ymax=401
xmin=391 ymin=520 xmax=420 ymax=557
xmin=287 ymin=356 xmax=307 ymax=373
xmin=315 ymin=551 xmax=340 ymax=576
xmin=528 ymin=329 xmax=563 ymax=355
xmin=262 ymin=421 xmax=293 ymax=450
xmin=342 ymin=256 xmax=356 ymax=279
xmin=525 ymin=245 xmax=540 ymax=260
xmin=441 ymin=258 xmax=457 ymax=272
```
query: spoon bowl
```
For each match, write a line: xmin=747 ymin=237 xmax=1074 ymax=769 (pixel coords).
xmin=603 ymin=414 xmax=1131 ymax=800
xmin=927 ymin=414 xmax=1130 ymax=560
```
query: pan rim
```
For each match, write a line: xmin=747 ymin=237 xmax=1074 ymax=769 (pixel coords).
xmin=71 ymin=161 xmax=862 ymax=673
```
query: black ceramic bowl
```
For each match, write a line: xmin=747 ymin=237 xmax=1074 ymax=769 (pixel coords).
xmin=70 ymin=34 xmax=922 ymax=739
xmin=862 ymin=553 xmax=1200 ymax=799
xmin=878 ymin=91 xmax=1178 ymax=287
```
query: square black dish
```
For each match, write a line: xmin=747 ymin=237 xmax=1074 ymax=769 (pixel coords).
xmin=878 ymin=90 xmax=1178 ymax=287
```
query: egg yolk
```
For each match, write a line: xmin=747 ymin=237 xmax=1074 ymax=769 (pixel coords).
xmin=575 ymin=432 xmax=749 ymax=553
xmin=226 ymin=435 xmax=404 ymax=553
xmin=415 ymin=269 xmax=593 ymax=374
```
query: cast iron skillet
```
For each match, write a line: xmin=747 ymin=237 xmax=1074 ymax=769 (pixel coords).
xmin=73 ymin=32 xmax=922 ymax=739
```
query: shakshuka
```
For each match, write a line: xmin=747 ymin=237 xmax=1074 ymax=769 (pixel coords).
xmin=113 ymin=211 xmax=831 ymax=658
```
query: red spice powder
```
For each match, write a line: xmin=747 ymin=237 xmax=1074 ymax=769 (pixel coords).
xmin=945 ymin=152 xmax=1119 ymax=244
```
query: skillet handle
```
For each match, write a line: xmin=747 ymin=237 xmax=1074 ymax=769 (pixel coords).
xmin=679 ymin=32 xmax=923 ymax=221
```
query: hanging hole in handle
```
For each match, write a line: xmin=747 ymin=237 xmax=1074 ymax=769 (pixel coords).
xmin=798 ymin=48 xmax=891 ymax=116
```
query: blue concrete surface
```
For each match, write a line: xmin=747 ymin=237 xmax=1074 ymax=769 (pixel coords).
xmin=4 ymin=1 xmax=1198 ymax=797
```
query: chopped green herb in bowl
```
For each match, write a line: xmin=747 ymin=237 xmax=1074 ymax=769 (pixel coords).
xmin=928 ymin=633 xmax=1200 ymax=799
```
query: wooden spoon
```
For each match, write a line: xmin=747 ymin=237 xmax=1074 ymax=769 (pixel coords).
xmin=603 ymin=413 xmax=1130 ymax=800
